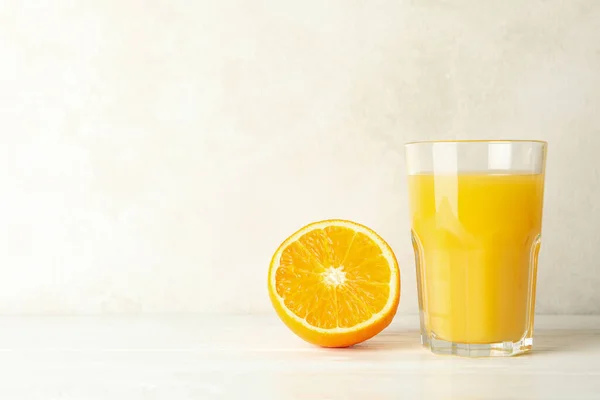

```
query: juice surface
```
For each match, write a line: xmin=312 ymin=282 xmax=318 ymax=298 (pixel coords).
xmin=409 ymin=173 xmax=544 ymax=344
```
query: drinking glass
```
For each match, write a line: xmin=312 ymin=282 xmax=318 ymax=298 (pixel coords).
xmin=405 ymin=140 xmax=547 ymax=357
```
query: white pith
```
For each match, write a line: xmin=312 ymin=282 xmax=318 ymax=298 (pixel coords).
xmin=322 ymin=266 xmax=346 ymax=286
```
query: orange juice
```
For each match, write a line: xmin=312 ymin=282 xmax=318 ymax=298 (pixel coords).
xmin=409 ymin=173 xmax=544 ymax=344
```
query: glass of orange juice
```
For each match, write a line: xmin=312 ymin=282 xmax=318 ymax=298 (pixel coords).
xmin=406 ymin=140 xmax=547 ymax=357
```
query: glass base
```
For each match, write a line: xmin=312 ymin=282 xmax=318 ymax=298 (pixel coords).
xmin=422 ymin=334 xmax=533 ymax=357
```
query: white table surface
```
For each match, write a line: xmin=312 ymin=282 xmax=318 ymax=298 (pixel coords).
xmin=0 ymin=315 xmax=598 ymax=399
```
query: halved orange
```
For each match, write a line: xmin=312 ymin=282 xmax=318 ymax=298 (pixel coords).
xmin=268 ymin=220 xmax=400 ymax=347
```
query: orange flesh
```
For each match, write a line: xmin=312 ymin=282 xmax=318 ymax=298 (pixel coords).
xmin=274 ymin=226 xmax=392 ymax=329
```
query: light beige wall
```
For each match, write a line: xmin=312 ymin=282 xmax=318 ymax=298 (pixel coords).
xmin=0 ymin=1 xmax=598 ymax=313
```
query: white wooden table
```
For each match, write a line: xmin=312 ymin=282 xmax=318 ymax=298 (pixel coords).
xmin=0 ymin=315 xmax=598 ymax=399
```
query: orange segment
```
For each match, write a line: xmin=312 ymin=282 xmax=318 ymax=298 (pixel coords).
xmin=268 ymin=220 xmax=400 ymax=347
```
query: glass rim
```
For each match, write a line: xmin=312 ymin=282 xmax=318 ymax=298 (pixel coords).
xmin=405 ymin=139 xmax=548 ymax=146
